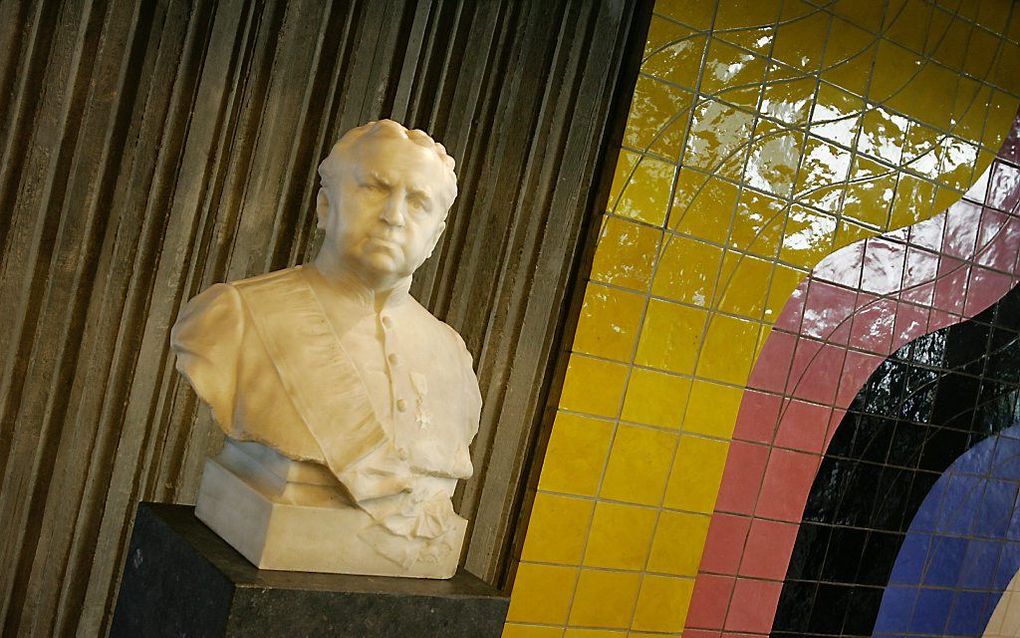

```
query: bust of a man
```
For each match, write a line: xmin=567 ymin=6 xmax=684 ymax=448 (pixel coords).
xmin=171 ymin=120 xmax=480 ymax=578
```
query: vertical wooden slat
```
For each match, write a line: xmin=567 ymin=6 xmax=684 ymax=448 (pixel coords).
xmin=0 ymin=1 xmax=650 ymax=634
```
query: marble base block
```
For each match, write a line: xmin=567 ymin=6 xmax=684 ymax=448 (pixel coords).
xmin=194 ymin=439 xmax=466 ymax=578
xmin=110 ymin=503 xmax=509 ymax=638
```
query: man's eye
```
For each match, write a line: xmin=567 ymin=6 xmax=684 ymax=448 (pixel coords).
xmin=361 ymin=182 xmax=385 ymax=192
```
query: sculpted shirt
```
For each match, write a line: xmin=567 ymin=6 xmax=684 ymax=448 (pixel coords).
xmin=171 ymin=265 xmax=481 ymax=543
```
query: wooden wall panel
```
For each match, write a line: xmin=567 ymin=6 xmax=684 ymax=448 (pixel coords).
xmin=0 ymin=0 xmax=650 ymax=634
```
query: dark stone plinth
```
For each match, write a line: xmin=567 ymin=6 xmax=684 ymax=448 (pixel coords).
xmin=110 ymin=503 xmax=510 ymax=637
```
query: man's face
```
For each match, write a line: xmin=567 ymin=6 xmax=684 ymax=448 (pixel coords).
xmin=319 ymin=136 xmax=451 ymax=286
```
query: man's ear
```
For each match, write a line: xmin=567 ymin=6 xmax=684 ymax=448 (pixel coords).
xmin=316 ymin=188 xmax=330 ymax=230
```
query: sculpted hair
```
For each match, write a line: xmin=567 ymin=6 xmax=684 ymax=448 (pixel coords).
xmin=318 ymin=119 xmax=458 ymax=210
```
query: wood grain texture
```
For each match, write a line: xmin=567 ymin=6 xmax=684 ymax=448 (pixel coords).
xmin=0 ymin=0 xmax=648 ymax=634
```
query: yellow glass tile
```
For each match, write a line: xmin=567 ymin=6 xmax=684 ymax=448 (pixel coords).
xmin=701 ymin=39 xmax=767 ymax=108
xmin=843 ymin=156 xmax=896 ymax=228
xmin=506 ymin=562 xmax=577 ymax=624
xmin=830 ymin=0 xmax=885 ymax=32
xmin=502 ymin=624 xmax=564 ymax=638
xmin=902 ymin=121 xmax=941 ymax=180
xmin=623 ymin=75 xmax=694 ymax=162
xmin=662 ymin=434 xmax=731 ymax=512
xmin=963 ymin=25 xmax=999 ymax=79
xmin=985 ymin=90 xmax=1019 ymax=151
xmin=590 ymin=217 xmax=661 ymax=292
xmin=630 ymin=575 xmax=694 ymax=633
xmin=765 ymin=263 xmax=807 ymax=321
xmin=834 ymin=219 xmax=877 ymax=250
xmin=669 ymin=172 xmax=739 ymax=244
xmin=647 ymin=510 xmax=711 ymax=576
xmin=950 ymin=78 xmax=985 ymax=143
xmin=682 ymin=379 xmax=744 ymax=438
xmin=869 ymin=40 xmax=922 ymax=105
xmin=794 ymin=137 xmax=852 ymax=211
xmin=583 ymin=501 xmax=659 ymax=568
xmin=821 ymin=19 xmax=876 ymax=97
xmin=559 ymin=355 xmax=629 ymax=418
xmin=976 ymin=0 xmax=1011 ymax=31
xmin=608 ymin=150 xmax=640 ymax=207
xmin=730 ymin=189 xmax=786 ymax=258
xmin=521 ymin=492 xmax=594 ymax=564
xmin=643 ymin=34 xmax=708 ymax=90
xmin=622 ymin=367 xmax=691 ymax=429
xmin=696 ymin=314 xmax=759 ymax=385
xmin=857 ymin=106 xmax=908 ymax=164
xmin=539 ymin=413 xmax=614 ymax=497
xmin=685 ymin=99 xmax=756 ymax=176
xmin=599 ymin=425 xmax=678 ymax=506
xmin=890 ymin=64 xmax=961 ymax=131
xmin=780 ymin=205 xmax=836 ymax=267
xmin=612 ymin=154 xmax=675 ymax=226
xmin=655 ymin=0 xmax=715 ymax=29
xmin=933 ymin=186 xmax=962 ymax=217
xmin=745 ymin=121 xmax=803 ymax=197
xmin=890 ymin=173 xmax=936 ymax=230
xmin=772 ymin=3 xmax=828 ymax=71
xmin=573 ymin=284 xmax=646 ymax=362
xmin=651 ymin=235 xmax=723 ymax=306
xmin=644 ymin=15 xmax=692 ymax=57
xmin=716 ymin=252 xmax=773 ymax=319
xmin=715 ymin=0 xmax=780 ymax=30
xmin=1010 ymin=7 xmax=1020 ymax=42
xmin=885 ymin=0 xmax=933 ymax=53
xmin=634 ymin=299 xmax=708 ymax=374
xmin=761 ymin=76 xmax=816 ymax=126
xmin=993 ymin=40 xmax=1020 ymax=90
xmin=930 ymin=14 xmax=971 ymax=71
xmin=936 ymin=136 xmax=977 ymax=190
xmin=568 ymin=570 xmax=642 ymax=629
xmin=718 ymin=23 xmax=776 ymax=56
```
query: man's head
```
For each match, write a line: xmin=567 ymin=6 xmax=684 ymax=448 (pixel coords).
xmin=315 ymin=120 xmax=458 ymax=289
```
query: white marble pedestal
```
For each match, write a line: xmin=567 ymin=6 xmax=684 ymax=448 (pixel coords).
xmin=194 ymin=439 xmax=465 ymax=578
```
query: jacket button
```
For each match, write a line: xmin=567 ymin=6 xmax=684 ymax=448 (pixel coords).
xmin=381 ymin=315 xmax=393 ymax=328
xmin=388 ymin=353 xmax=400 ymax=366
xmin=398 ymin=448 xmax=409 ymax=460
xmin=396 ymin=399 xmax=408 ymax=412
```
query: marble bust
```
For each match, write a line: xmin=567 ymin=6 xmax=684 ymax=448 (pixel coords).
xmin=170 ymin=120 xmax=481 ymax=578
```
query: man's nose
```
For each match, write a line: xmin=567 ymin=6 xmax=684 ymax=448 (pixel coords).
xmin=379 ymin=193 xmax=407 ymax=226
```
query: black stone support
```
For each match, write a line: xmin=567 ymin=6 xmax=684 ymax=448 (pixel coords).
xmin=110 ymin=503 xmax=510 ymax=637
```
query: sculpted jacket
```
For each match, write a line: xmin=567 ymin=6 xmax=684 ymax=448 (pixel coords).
xmin=170 ymin=265 xmax=481 ymax=541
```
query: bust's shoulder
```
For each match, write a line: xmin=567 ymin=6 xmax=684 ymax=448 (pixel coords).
xmin=404 ymin=299 xmax=472 ymax=359
xmin=229 ymin=265 xmax=304 ymax=291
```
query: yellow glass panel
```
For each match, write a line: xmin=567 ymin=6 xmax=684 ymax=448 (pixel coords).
xmin=621 ymin=367 xmax=691 ymax=429
xmin=701 ymin=39 xmax=767 ymax=108
xmin=766 ymin=264 xmax=807 ymax=321
xmin=869 ymin=39 xmax=923 ymax=105
xmin=795 ymin=137 xmax=852 ymax=211
xmin=502 ymin=624 xmax=564 ymax=638
xmin=647 ymin=510 xmax=711 ymax=576
xmin=884 ymin=0 xmax=932 ymax=53
xmin=696 ymin=314 xmax=759 ymax=384
xmin=985 ymin=90 xmax=1019 ymax=150
xmin=890 ymin=173 xmax=937 ymax=229
xmin=745 ymin=121 xmax=804 ymax=197
xmin=761 ymin=76 xmax=817 ymax=126
xmin=630 ymin=575 xmax=694 ymax=633
xmin=772 ymin=3 xmax=828 ymax=71
xmin=608 ymin=150 xmax=640 ymax=207
xmin=521 ymin=492 xmax=594 ymax=564
xmin=834 ymin=218 xmax=876 ymax=251
xmin=829 ymin=0 xmax=884 ymax=32
xmin=643 ymin=15 xmax=692 ymax=57
xmin=643 ymin=34 xmax=708 ymax=90
xmin=682 ymin=379 xmax=744 ymax=438
xmin=888 ymin=63 xmax=961 ymax=131
xmin=538 ymin=412 xmax=614 ymax=497
xmin=655 ymin=0 xmax=715 ymax=29
xmin=568 ymin=570 xmax=642 ymax=628
xmin=559 ymin=355 xmax=629 ymax=418
xmin=902 ymin=121 xmax=941 ymax=180
xmin=978 ymin=0 xmax=1012 ymax=31
xmin=590 ymin=217 xmax=662 ymax=292
xmin=662 ymin=434 xmax=730 ymax=512
xmin=717 ymin=252 xmax=773 ymax=319
xmin=858 ymin=106 xmax=908 ymax=164
xmin=993 ymin=40 xmax=1020 ymax=90
xmin=612 ymin=154 xmax=675 ymax=226
xmin=936 ymin=136 xmax=977 ymax=190
xmin=623 ymin=75 xmax=693 ymax=161
xmin=685 ymin=99 xmax=757 ymax=175
xmin=651 ymin=235 xmax=723 ymax=307
xmin=821 ymin=20 xmax=877 ymax=97
xmin=573 ymin=283 xmax=646 ymax=362
xmin=930 ymin=13 xmax=971 ymax=71
xmin=843 ymin=156 xmax=896 ymax=228
xmin=950 ymin=77 xmax=985 ymax=142
xmin=506 ymin=562 xmax=577 ymax=624
xmin=715 ymin=0 xmax=780 ymax=30
xmin=963 ymin=26 xmax=999 ymax=79
xmin=583 ymin=501 xmax=659 ymax=569
xmin=563 ymin=630 xmax=624 ymax=638
xmin=780 ymin=205 xmax=837 ymax=266
xmin=670 ymin=170 xmax=740 ymax=243
xmin=634 ymin=300 xmax=708 ymax=374
xmin=600 ymin=425 xmax=678 ymax=505
xmin=730 ymin=189 xmax=787 ymax=258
